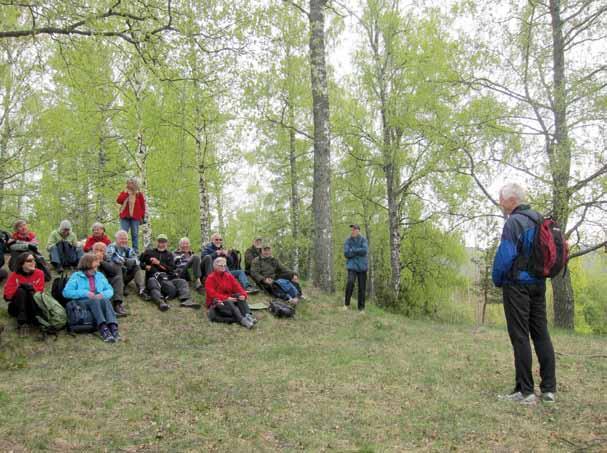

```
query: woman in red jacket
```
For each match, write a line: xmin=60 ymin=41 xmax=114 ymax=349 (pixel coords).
xmin=82 ymin=222 xmax=111 ymax=252
xmin=116 ymin=177 xmax=146 ymax=254
xmin=205 ymin=257 xmax=256 ymax=328
xmin=3 ymin=252 xmax=45 ymax=330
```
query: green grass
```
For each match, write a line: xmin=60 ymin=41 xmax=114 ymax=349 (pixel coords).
xmin=0 ymin=286 xmax=606 ymax=452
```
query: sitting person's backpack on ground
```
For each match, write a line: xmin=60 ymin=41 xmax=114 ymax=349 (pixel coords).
xmin=65 ymin=300 xmax=96 ymax=334
xmin=52 ymin=273 xmax=70 ymax=307
xmin=268 ymin=300 xmax=295 ymax=318
xmin=32 ymin=292 xmax=67 ymax=334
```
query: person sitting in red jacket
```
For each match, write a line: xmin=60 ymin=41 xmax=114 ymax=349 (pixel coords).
xmin=116 ymin=177 xmax=146 ymax=254
xmin=205 ymin=257 xmax=255 ymax=329
xmin=6 ymin=220 xmax=51 ymax=281
xmin=83 ymin=222 xmax=112 ymax=252
xmin=3 ymin=252 xmax=45 ymax=333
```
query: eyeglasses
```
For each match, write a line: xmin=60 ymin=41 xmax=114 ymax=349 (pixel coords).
xmin=213 ymin=239 xmax=223 ymax=242
xmin=24 ymin=258 xmax=35 ymax=263
xmin=215 ymin=264 xmax=227 ymax=268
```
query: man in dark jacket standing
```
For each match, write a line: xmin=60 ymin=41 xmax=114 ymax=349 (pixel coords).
xmin=344 ymin=224 xmax=368 ymax=312
xmin=492 ymin=183 xmax=556 ymax=405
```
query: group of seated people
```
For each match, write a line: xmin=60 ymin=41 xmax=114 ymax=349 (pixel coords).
xmin=1 ymin=220 xmax=304 ymax=339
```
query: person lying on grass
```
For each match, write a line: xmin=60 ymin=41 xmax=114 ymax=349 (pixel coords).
xmin=205 ymin=257 xmax=256 ymax=329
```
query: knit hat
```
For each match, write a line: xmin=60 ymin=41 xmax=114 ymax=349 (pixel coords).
xmin=59 ymin=220 xmax=72 ymax=231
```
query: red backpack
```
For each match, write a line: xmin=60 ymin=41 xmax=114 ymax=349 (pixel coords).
xmin=519 ymin=212 xmax=569 ymax=278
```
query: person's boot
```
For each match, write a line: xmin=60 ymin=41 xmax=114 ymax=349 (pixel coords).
xmin=158 ymin=298 xmax=170 ymax=311
xmin=109 ymin=323 xmax=121 ymax=341
xmin=113 ymin=302 xmax=128 ymax=317
xmin=239 ymin=316 xmax=254 ymax=329
xmin=179 ymin=298 xmax=201 ymax=309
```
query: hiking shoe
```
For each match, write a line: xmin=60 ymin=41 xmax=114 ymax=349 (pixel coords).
xmin=100 ymin=327 xmax=115 ymax=343
xmin=139 ymin=289 xmax=151 ymax=301
xmin=17 ymin=324 xmax=29 ymax=337
xmin=287 ymin=297 xmax=299 ymax=305
xmin=497 ymin=391 xmax=524 ymax=402
xmin=520 ymin=393 xmax=538 ymax=405
xmin=240 ymin=317 xmax=254 ymax=329
xmin=158 ymin=301 xmax=170 ymax=312
xmin=343 ymin=305 xmax=350 ymax=311
xmin=541 ymin=392 xmax=556 ymax=403
xmin=180 ymin=299 xmax=201 ymax=309
xmin=109 ymin=325 xmax=121 ymax=341
xmin=245 ymin=313 xmax=257 ymax=324
xmin=114 ymin=302 xmax=128 ymax=317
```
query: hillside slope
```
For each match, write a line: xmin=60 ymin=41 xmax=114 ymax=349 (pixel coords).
xmin=1 ymin=288 xmax=606 ymax=452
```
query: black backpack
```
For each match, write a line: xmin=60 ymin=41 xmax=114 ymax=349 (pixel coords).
xmin=51 ymin=273 xmax=70 ymax=307
xmin=65 ymin=301 xmax=96 ymax=333
xmin=268 ymin=300 xmax=295 ymax=318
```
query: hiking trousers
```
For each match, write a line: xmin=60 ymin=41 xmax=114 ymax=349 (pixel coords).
xmin=345 ymin=270 xmax=367 ymax=310
xmin=503 ymin=282 xmax=556 ymax=395
xmin=208 ymin=300 xmax=250 ymax=324
xmin=7 ymin=287 xmax=38 ymax=325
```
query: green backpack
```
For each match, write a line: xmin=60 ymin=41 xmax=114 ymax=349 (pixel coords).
xmin=33 ymin=292 xmax=67 ymax=333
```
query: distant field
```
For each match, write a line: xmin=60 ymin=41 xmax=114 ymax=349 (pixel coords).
xmin=1 ymin=286 xmax=606 ymax=452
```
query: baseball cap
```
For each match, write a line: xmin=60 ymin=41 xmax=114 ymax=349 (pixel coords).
xmin=156 ymin=234 xmax=169 ymax=242
xmin=349 ymin=224 xmax=361 ymax=230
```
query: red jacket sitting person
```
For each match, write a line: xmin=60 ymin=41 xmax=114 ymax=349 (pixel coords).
xmin=205 ymin=256 xmax=255 ymax=329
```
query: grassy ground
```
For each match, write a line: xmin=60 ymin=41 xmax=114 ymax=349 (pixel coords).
xmin=0 ymin=284 xmax=606 ymax=452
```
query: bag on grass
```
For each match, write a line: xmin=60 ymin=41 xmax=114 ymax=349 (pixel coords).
xmin=268 ymin=300 xmax=295 ymax=318
xmin=51 ymin=273 xmax=70 ymax=307
xmin=65 ymin=301 xmax=96 ymax=334
xmin=32 ymin=292 xmax=67 ymax=333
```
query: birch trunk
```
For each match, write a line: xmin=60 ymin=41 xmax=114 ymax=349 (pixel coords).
xmin=288 ymin=100 xmax=301 ymax=273
xmin=309 ymin=0 xmax=334 ymax=291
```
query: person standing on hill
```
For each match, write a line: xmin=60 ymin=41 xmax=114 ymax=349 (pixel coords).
xmin=492 ymin=182 xmax=556 ymax=405
xmin=343 ymin=224 xmax=368 ymax=312
xmin=116 ymin=177 xmax=146 ymax=254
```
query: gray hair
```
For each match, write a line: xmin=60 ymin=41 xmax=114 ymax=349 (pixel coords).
xmin=499 ymin=183 xmax=526 ymax=204
xmin=179 ymin=237 xmax=190 ymax=247
xmin=91 ymin=222 xmax=104 ymax=231
xmin=59 ymin=219 xmax=72 ymax=231
xmin=115 ymin=229 xmax=128 ymax=239
xmin=213 ymin=257 xmax=227 ymax=267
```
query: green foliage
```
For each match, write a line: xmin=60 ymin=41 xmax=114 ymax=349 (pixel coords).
xmin=572 ymin=254 xmax=607 ymax=335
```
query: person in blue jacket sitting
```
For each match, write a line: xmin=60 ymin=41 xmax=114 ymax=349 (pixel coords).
xmin=63 ymin=253 xmax=120 ymax=343
xmin=343 ymin=224 xmax=368 ymax=312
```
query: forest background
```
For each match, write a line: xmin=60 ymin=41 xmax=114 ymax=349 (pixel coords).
xmin=1 ymin=0 xmax=606 ymax=334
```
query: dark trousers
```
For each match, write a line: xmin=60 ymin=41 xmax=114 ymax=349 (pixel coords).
xmin=146 ymin=277 xmax=190 ymax=304
xmin=503 ymin=283 xmax=556 ymax=395
xmin=7 ymin=287 xmax=38 ymax=325
xmin=179 ymin=255 xmax=202 ymax=282
xmin=99 ymin=262 xmax=124 ymax=303
xmin=345 ymin=270 xmax=367 ymax=310
xmin=208 ymin=300 xmax=250 ymax=324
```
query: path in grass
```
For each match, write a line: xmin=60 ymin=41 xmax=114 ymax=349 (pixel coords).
xmin=0 ymin=287 xmax=606 ymax=452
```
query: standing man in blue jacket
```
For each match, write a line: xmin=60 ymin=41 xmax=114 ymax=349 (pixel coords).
xmin=492 ymin=183 xmax=556 ymax=405
xmin=344 ymin=224 xmax=368 ymax=312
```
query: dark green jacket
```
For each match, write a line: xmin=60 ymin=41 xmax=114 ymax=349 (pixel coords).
xmin=250 ymin=255 xmax=294 ymax=283
xmin=244 ymin=246 xmax=261 ymax=273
